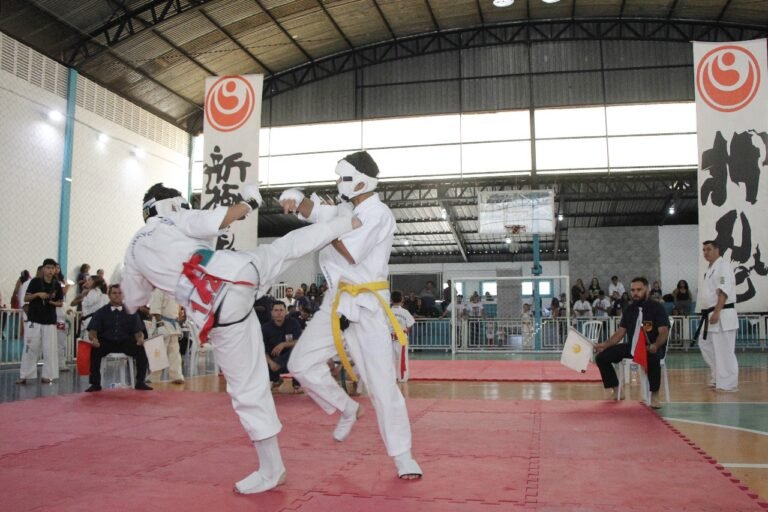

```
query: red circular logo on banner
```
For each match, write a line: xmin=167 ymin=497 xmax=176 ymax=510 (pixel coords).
xmin=696 ymin=45 xmax=761 ymax=113
xmin=205 ymin=76 xmax=255 ymax=132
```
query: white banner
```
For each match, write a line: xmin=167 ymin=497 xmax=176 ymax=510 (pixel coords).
xmin=202 ymin=74 xmax=263 ymax=250
xmin=694 ymin=39 xmax=768 ymax=312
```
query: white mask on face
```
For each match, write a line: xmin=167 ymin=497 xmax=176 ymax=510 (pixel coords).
xmin=143 ymin=195 xmax=190 ymax=221
xmin=335 ymin=159 xmax=378 ymax=202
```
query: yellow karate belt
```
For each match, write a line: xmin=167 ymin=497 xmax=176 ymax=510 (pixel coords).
xmin=331 ymin=281 xmax=408 ymax=382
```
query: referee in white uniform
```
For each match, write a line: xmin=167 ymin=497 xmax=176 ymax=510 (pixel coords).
xmin=696 ymin=240 xmax=739 ymax=391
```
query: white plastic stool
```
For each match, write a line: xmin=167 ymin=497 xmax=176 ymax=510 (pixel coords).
xmin=616 ymin=359 xmax=648 ymax=404
xmin=100 ymin=353 xmax=136 ymax=388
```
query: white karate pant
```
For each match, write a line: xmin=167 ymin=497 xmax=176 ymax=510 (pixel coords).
xmin=188 ymin=218 xmax=352 ymax=442
xmin=699 ymin=329 xmax=739 ymax=390
xmin=147 ymin=323 xmax=184 ymax=382
xmin=19 ymin=322 xmax=59 ymax=380
xmin=289 ymin=304 xmax=413 ymax=457
xmin=392 ymin=337 xmax=409 ymax=383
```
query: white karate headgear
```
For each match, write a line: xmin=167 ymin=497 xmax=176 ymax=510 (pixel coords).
xmin=335 ymin=151 xmax=379 ymax=202
xmin=142 ymin=183 xmax=190 ymax=222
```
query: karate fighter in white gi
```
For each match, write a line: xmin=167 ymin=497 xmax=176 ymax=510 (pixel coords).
xmin=280 ymin=151 xmax=423 ymax=480
xmin=120 ymin=182 xmax=361 ymax=494
xmin=696 ymin=240 xmax=739 ymax=391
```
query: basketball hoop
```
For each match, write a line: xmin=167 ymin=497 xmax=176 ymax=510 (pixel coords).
xmin=504 ymin=224 xmax=528 ymax=253
xmin=505 ymin=224 xmax=527 ymax=235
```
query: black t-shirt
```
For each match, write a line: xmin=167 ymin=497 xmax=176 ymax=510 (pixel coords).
xmin=26 ymin=277 xmax=62 ymax=324
xmin=619 ymin=300 xmax=670 ymax=355
xmin=88 ymin=304 xmax=144 ymax=343
xmin=261 ymin=317 xmax=303 ymax=354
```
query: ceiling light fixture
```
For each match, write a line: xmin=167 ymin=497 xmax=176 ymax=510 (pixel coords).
xmin=542 ymin=0 xmax=561 ymax=4
xmin=668 ymin=205 xmax=676 ymax=215
xmin=48 ymin=110 xmax=63 ymax=122
xmin=98 ymin=133 xmax=109 ymax=143
xmin=493 ymin=0 xmax=514 ymax=7
xmin=403 ymin=239 xmax=410 ymax=246
xmin=558 ymin=213 xmax=564 ymax=221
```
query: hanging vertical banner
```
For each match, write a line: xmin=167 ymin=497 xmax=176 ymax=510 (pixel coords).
xmin=694 ymin=39 xmax=768 ymax=312
xmin=202 ymin=74 xmax=263 ymax=250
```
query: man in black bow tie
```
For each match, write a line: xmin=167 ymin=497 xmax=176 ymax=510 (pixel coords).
xmin=85 ymin=284 xmax=151 ymax=392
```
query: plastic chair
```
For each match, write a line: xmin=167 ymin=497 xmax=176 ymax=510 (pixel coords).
xmin=616 ymin=352 xmax=670 ymax=404
xmin=580 ymin=320 xmax=603 ymax=343
xmin=100 ymin=353 xmax=136 ymax=388
xmin=187 ymin=323 xmax=219 ymax=376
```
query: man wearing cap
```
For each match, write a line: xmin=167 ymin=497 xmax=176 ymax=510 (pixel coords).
xmin=696 ymin=240 xmax=739 ymax=392
xmin=120 ymin=182 xmax=362 ymax=495
xmin=280 ymin=151 xmax=423 ymax=480
xmin=16 ymin=258 xmax=63 ymax=384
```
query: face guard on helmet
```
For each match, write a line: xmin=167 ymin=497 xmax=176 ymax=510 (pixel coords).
xmin=142 ymin=183 xmax=190 ymax=222
xmin=335 ymin=151 xmax=379 ymax=202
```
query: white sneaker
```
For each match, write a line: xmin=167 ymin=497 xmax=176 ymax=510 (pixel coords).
xmin=333 ymin=402 xmax=362 ymax=442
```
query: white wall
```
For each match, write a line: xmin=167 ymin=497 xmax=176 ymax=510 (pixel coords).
xmin=68 ymin=106 xmax=189 ymax=285
xmin=0 ymin=68 xmax=66 ymax=302
xmin=659 ymin=224 xmax=699 ymax=298
xmin=0 ymin=35 xmax=190 ymax=305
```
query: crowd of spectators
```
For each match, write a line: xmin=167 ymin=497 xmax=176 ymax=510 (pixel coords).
xmin=566 ymin=275 xmax=693 ymax=317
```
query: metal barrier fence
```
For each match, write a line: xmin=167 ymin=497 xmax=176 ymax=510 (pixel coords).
xmin=407 ymin=315 xmax=768 ymax=352
xmin=0 ymin=308 xmax=82 ymax=368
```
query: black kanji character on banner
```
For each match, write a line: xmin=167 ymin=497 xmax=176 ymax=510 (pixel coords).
xmin=203 ymin=145 xmax=253 ymax=249
xmin=714 ymin=210 xmax=752 ymax=265
xmin=701 ymin=130 xmax=767 ymax=206
xmin=729 ymin=131 xmax=765 ymax=205
xmin=700 ymin=131 xmax=729 ymax=207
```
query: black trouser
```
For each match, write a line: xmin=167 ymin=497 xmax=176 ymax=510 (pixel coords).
xmin=595 ymin=343 xmax=663 ymax=392
xmin=268 ymin=348 xmax=299 ymax=388
xmin=89 ymin=339 xmax=149 ymax=387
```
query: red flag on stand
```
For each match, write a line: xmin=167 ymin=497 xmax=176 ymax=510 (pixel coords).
xmin=633 ymin=326 xmax=649 ymax=375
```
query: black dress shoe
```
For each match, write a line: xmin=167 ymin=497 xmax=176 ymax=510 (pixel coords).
xmin=135 ymin=383 xmax=153 ymax=391
xmin=85 ymin=385 xmax=102 ymax=392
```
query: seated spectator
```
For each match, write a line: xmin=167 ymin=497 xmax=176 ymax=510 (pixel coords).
xmin=284 ymin=287 xmax=296 ymax=307
xmin=588 ymin=278 xmax=602 ymax=300
xmin=404 ymin=292 xmax=419 ymax=315
xmin=419 ymin=280 xmax=436 ymax=298
xmin=254 ymin=290 xmax=274 ymax=325
xmin=592 ymin=290 xmax=611 ymax=318
xmin=294 ymin=287 xmax=311 ymax=312
xmin=611 ymin=292 xmax=629 ymax=317
xmin=650 ymin=281 xmax=664 ymax=302
xmin=442 ymin=280 xmax=452 ymax=311
xmin=571 ymin=278 xmax=586 ymax=306
xmin=573 ymin=292 xmax=593 ymax=318
xmin=261 ymin=301 xmax=302 ymax=393
xmin=608 ymin=275 xmax=625 ymax=301
xmin=672 ymin=279 xmax=692 ymax=315
xmin=85 ymin=285 xmax=151 ymax=392
xmin=484 ymin=291 xmax=494 ymax=301
xmin=289 ymin=305 xmax=312 ymax=330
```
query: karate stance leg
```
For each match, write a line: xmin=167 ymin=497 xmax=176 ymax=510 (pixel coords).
xmin=698 ymin=335 xmax=717 ymax=386
xmin=710 ymin=330 xmax=739 ymax=390
xmin=288 ymin=307 xmax=354 ymax=415
xmin=19 ymin=322 xmax=43 ymax=380
xmin=40 ymin=324 xmax=58 ymax=381
xmin=345 ymin=308 xmax=413 ymax=457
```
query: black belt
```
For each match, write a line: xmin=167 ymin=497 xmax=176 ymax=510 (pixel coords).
xmin=694 ymin=303 xmax=735 ymax=341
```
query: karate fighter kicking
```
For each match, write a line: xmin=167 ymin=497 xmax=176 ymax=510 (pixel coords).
xmin=120 ymin=182 xmax=361 ymax=494
xmin=280 ymin=151 xmax=423 ymax=480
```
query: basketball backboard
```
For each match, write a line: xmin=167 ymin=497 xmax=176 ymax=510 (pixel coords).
xmin=477 ymin=190 xmax=555 ymax=234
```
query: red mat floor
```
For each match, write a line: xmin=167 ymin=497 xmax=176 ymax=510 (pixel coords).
xmin=0 ymin=391 xmax=765 ymax=511
xmin=408 ymin=359 xmax=601 ymax=382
